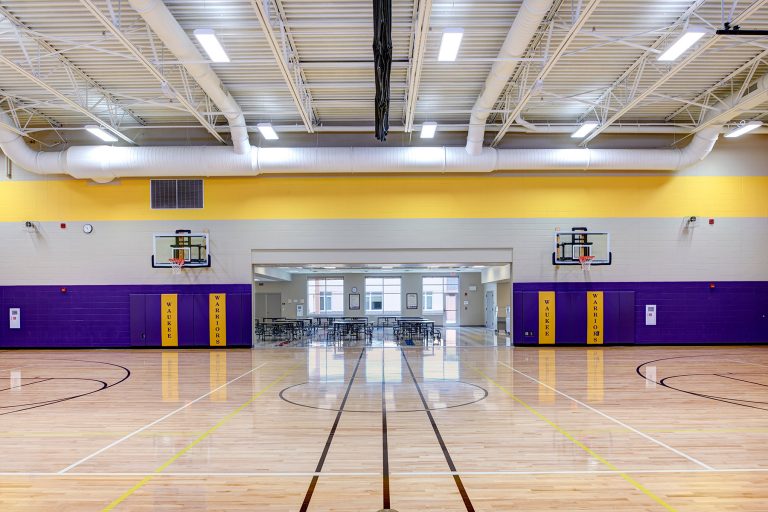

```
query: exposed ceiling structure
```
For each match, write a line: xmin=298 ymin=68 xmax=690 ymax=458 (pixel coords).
xmin=0 ymin=0 xmax=766 ymax=169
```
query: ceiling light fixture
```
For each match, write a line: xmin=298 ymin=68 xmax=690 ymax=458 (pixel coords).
xmin=85 ymin=125 xmax=118 ymax=142
xmin=420 ymin=122 xmax=437 ymax=138
xmin=657 ymin=27 xmax=706 ymax=61
xmin=257 ymin=123 xmax=279 ymax=140
xmin=571 ymin=122 xmax=599 ymax=138
xmin=438 ymin=28 xmax=464 ymax=61
xmin=724 ymin=121 xmax=762 ymax=138
xmin=193 ymin=28 xmax=230 ymax=63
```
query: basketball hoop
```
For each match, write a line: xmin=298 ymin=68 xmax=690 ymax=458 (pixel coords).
xmin=169 ymin=257 xmax=185 ymax=275
xmin=579 ymin=255 xmax=595 ymax=271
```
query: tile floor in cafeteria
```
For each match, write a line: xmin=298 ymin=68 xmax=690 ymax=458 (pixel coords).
xmin=1 ymin=328 xmax=767 ymax=511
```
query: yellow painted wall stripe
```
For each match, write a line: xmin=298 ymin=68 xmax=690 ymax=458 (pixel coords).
xmin=1 ymin=175 xmax=767 ymax=221
xmin=101 ymin=364 xmax=298 ymax=511
xmin=473 ymin=367 xmax=678 ymax=512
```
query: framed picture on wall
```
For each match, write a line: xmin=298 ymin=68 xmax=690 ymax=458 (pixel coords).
xmin=406 ymin=293 xmax=418 ymax=309
xmin=349 ymin=293 xmax=361 ymax=310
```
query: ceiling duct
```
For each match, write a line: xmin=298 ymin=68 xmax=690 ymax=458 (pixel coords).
xmin=465 ymin=0 xmax=555 ymax=155
xmin=372 ymin=0 xmax=393 ymax=141
xmin=128 ymin=0 xmax=250 ymax=154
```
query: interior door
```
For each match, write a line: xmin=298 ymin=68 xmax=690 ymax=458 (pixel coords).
xmin=485 ymin=291 xmax=496 ymax=329
xmin=253 ymin=293 xmax=278 ymax=319
xmin=444 ymin=293 xmax=458 ymax=325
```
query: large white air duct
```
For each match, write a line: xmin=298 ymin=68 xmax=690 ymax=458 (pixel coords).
xmin=0 ymin=101 xmax=719 ymax=182
xmin=128 ymin=0 xmax=250 ymax=154
xmin=465 ymin=0 xmax=555 ymax=155
xmin=4 ymin=66 xmax=767 ymax=180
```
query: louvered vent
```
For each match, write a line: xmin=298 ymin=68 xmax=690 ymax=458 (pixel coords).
xmin=150 ymin=179 xmax=203 ymax=209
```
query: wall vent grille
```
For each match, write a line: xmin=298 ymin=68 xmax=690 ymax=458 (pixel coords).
xmin=150 ymin=179 xmax=203 ymax=209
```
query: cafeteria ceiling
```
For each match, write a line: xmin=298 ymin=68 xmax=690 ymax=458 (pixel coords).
xmin=0 ymin=0 xmax=767 ymax=149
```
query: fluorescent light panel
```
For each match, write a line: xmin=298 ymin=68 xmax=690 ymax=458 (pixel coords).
xmin=194 ymin=28 xmax=230 ymax=63
xmin=724 ymin=121 xmax=762 ymax=138
xmin=438 ymin=28 xmax=464 ymax=61
xmin=85 ymin=125 xmax=118 ymax=142
xmin=257 ymin=123 xmax=279 ymax=140
xmin=571 ymin=122 xmax=599 ymax=138
xmin=420 ymin=122 xmax=437 ymax=138
xmin=658 ymin=28 xmax=705 ymax=61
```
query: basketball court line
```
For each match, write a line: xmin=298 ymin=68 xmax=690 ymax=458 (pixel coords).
xmin=2 ymin=468 xmax=768 ymax=477
xmin=58 ymin=362 xmax=269 ymax=474
xmin=300 ymin=348 xmax=366 ymax=512
xmin=474 ymin=367 xmax=678 ymax=512
xmin=101 ymin=363 xmax=300 ymax=511
xmin=723 ymin=358 xmax=768 ymax=369
xmin=498 ymin=361 xmax=716 ymax=471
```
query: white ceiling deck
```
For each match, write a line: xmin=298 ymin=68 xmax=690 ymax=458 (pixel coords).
xmin=0 ymin=0 xmax=766 ymax=148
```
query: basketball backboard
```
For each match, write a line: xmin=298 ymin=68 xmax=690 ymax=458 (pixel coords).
xmin=553 ymin=229 xmax=611 ymax=265
xmin=152 ymin=231 xmax=210 ymax=268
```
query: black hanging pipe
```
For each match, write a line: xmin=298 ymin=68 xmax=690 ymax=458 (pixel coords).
xmin=715 ymin=22 xmax=768 ymax=36
xmin=372 ymin=0 xmax=392 ymax=141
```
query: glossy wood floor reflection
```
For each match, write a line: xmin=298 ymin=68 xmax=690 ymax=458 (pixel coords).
xmin=1 ymin=330 xmax=767 ymax=511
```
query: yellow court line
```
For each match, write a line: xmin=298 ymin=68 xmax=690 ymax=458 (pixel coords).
xmin=473 ymin=368 xmax=678 ymax=512
xmin=102 ymin=364 xmax=299 ymax=512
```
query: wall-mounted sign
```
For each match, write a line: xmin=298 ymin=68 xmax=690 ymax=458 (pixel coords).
xmin=161 ymin=294 xmax=178 ymax=347
xmin=587 ymin=291 xmax=604 ymax=345
xmin=645 ymin=304 xmax=657 ymax=326
xmin=209 ymin=293 xmax=227 ymax=347
xmin=538 ymin=292 xmax=555 ymax=344
xmin=9 ymin=308 xmax=20 ymax=329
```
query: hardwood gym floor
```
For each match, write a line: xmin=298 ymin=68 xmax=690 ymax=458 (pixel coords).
xmin=0 ymin=329 xmax=767 ymax=511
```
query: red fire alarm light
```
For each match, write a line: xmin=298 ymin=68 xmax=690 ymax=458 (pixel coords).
xmin=60 ymin=223 xmax=66 ymax=229
xmin=709 ymin=218 xmax=715 ymax=225
xmin=709 ymin=283 xmax=715 ymax=289
xmin=60 ymin=287 xmax=67 ymax=293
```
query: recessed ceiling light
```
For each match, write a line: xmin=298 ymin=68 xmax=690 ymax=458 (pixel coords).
xmin=724 ymin=121 xmax=762 ymax=138
xmin=257 ymin=123 xmax=279 ymax=140
xmin=657 ymin=27 xmax=706 ymax=62
xmin=322 ymin=266 xmax=337 ymax=269
xmin=193 ymin=28 xmax=230 ymax=63
xmin=472 ymin=265 xmax=485 ymax=269
xmin=85 ymin=125 xmax=118 ymax=142
xmin=571 ymin=122 xmax=599 ymax=138
xmin=438 ymin=28 xmax=464 ymax=61
xmin=420 ymin=122 xmax=437 ymax=138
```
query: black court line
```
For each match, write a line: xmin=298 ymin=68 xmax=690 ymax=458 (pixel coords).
xmin=717 ymin=373 xmax=768 ymax=388
xmin=382 ymin=347 xmax=390 ymax=510
xmin=0 ymin=359 xmax=130 ymax=416
xmin=401 ymin=348 xmax=475 ymax=512
xmin=300 ymin=348 xmax=366 ymax=512
xmin=0 ymin=378 xmax=53 ymax=392
xmin=637 ymin=356 xmax=768 ymax=413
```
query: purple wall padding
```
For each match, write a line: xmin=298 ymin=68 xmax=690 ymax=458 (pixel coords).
xmin=514 ymin=282 xmax=768 ymax=345
xmin=0 ymin=285 xmax=251 ymax=348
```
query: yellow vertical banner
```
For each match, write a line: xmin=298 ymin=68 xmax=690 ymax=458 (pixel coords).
xmin=538 ymin=291 xmax=555 ymax=344
xmin=209 ymin=293 xmax=227 ymax=347
xmin=538 ymin=349 xmax=556 ymax=404
xmin=161 ymin=294 xmax=178 ymax=347
xmin=210 ymin=352 xmax=227 ymax=401
xmin=161 ymin=352 xmax=179 ymax=402
xmin=587 ymin=291 xmax=604 ymax=345
xmin=587 ymin=349 xmax=604 ymax=402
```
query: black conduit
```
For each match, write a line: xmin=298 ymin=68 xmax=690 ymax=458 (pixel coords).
xmin=373 ymin=0 xmax=392 ymax=141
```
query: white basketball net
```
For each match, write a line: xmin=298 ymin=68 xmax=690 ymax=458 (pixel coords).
xmin=169 ymin=258 xmax=185 ymax=275
xmin=579 ymin=255 xmax=595 ymax=271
